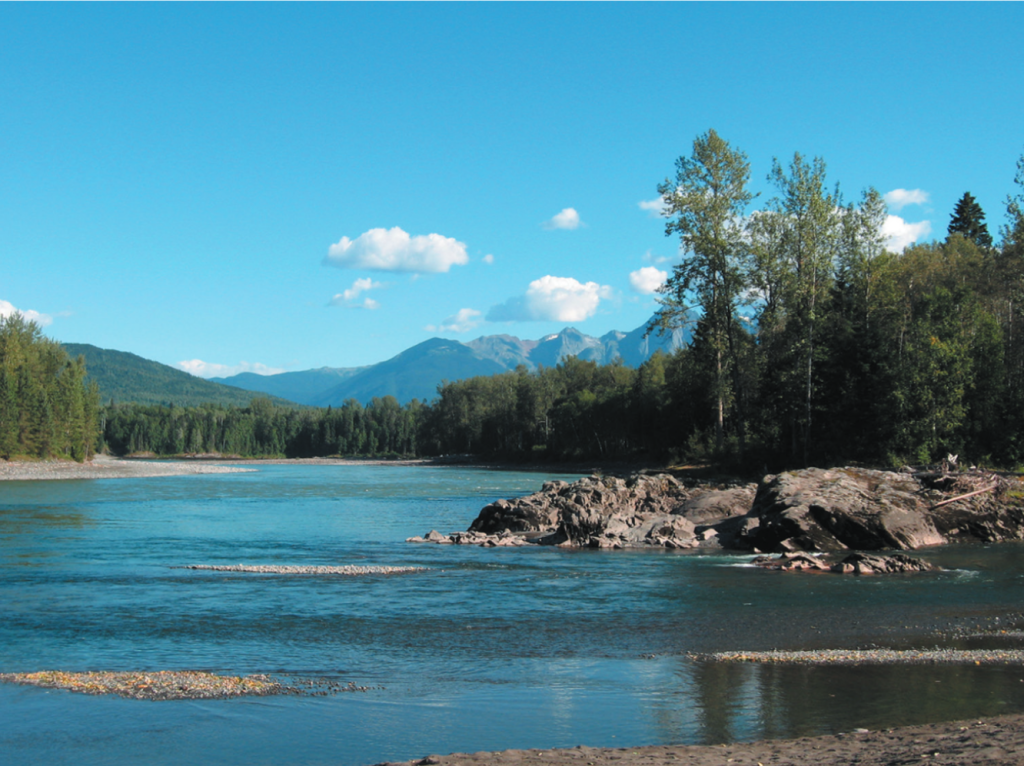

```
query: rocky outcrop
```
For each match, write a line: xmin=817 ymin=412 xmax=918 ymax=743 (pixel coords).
xmin=412 ymin=473 xmax=754 ymax=549
xmin=408 ymin=466 xmax=1024 ymax=555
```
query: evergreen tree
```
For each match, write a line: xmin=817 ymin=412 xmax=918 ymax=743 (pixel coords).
xmin=948 ymin=191 xmax=994 ymax=249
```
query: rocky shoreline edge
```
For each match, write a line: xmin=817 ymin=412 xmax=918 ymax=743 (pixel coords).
xmin=375 ymin=714 xmax=1024 ymax=766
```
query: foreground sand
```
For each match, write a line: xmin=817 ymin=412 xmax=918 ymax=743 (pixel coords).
xmin=381 ymin=715 xmax=1024 ymax=766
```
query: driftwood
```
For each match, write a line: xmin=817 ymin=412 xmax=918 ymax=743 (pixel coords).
xmin=929 ymin=483 xmax=998 ymax=510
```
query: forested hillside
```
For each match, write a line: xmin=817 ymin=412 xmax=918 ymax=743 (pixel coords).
xmin=0 ymin=315 xmax=100 ymax=461
xmin=65 ymin=138 xmax=1024 ymax=468
xmin=62 ymin=343 xmax=297 ymax=408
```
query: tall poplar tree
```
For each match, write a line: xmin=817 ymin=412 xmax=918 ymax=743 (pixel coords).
xmin=652 ymin=129 xmax=754 ymax=451
xmin=758 ymin=153 xmax=843 ymax=462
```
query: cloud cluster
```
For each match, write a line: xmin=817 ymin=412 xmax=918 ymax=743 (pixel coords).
xmin=0 ymin=299 xmax=53 ymax=327
xmin=487 ymin=276 xmax=612 ymax=323
xmin=325 ymin=227 xmax=468 ymax=273
xmin=629 ymin=266 xmax=668 ymax=295
xmin=884 ymin=188 xmax=930 ymax=211
xmin=425 ymin=308 xmax=483 ymax=334
xmin=638 ymin=197 xmax=667 ymax=217
xmin=883 ymin=215 xmax=932 ymax=252
xmin=330 ymin=278 xmax=383 ymax=309
xmin=543 ymin=208 xmax=583 ymax=230
xmin=178 ymin=360 xmax=285 ymax=379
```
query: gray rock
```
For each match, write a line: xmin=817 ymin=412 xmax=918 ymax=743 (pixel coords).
xmin=418 ymin=466 xmax=1024 ymax=553
xmin=674 ymin=485 xmax=757 ymax=524
xmin=744 ymin=468 xmax=945 ymax=552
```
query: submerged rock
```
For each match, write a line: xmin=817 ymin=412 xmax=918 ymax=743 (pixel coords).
xmin=751 ymin=551 xmax=936 ymax=575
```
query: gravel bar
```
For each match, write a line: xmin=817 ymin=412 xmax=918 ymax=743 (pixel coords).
xmin=700 ymin=648 xmax=1024 ymax=665
xmin=0 ymin=455 xmax=256 ymax=481
xmin=0 ymin=670 xmax=293 ymax=700
xmin=178 ymin=564 xmax=426 ymax=575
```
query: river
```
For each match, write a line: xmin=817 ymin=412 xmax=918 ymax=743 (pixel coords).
xmin=2 ymin=464 xmax=1024 ymax=765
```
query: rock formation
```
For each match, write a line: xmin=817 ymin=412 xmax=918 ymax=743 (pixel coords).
xmin=408 ymin=466 xmax=1024 ymax=556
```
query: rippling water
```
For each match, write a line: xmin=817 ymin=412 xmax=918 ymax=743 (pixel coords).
xmin=3 ymin=464 xmax=1024 ymax=766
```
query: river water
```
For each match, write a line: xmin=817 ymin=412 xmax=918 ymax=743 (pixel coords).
xmin=2 ymin=464 xmax=1024 ymax=766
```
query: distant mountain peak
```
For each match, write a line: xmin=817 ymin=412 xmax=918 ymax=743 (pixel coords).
xmin=162 ymin=314 xmax=694 ymax=407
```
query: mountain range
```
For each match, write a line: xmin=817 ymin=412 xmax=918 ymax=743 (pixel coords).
xmin=211 ymin=317 xmax=690 ymax=406
xmin=62 ymin=316 xmax=690 ymax=408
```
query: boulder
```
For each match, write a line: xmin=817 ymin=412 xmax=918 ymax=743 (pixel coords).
xmin=743 ymin=468 xmax=945 ymax=552
xmin=673 ymin=485 xmax=757 ymax=524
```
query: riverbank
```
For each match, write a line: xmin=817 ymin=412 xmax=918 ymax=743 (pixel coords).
xmin=380 ymin=714 xmax=1024 ymax=766
xmin=0 ymin=454 xmax=633 ymax=481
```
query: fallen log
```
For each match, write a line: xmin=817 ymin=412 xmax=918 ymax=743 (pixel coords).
xmin=929 ymin=483 xmax=998 ymax=510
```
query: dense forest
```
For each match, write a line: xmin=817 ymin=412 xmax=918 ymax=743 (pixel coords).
xmin=13 ymin=134 xmax=1024 ymax=470
xmin=0 ymin=313 xmax=101 ymax=461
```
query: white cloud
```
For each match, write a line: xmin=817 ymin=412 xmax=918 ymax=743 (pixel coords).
xmin=482 ymin=253 xmax=495 ymax=264
xmin=0 ymin=299 xmax=53 ymax=327
xmin=425 ymin=308 xmax=483 ymax=334
xmin=884 ymin=188 xmax=930 ymax=212
xmin=629 ymin=266 xmax=668 ymax=295
xmin=638 ymin=197 xmax=667 ymax=217
xmin=329 ymin=278 xmax=383 ymax=309
xmin=325 ymin=226 xmax=469 ymax=273
xmin=178 ymin=360 xmax=286 ymax=379
xmin=642 ymin=248 xmax=672 ymax=265
xmin=883 ymin=215 xmax=932 ymax=252
xmin=487 ymin=275 xmax=612 ymax=323
xmin=543 ymin=208 xmax=582 ymax=230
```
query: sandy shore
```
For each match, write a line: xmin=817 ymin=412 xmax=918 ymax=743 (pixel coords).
xmin=0 ymin=455 xmax=257 ymax=481
xmin=379 ymin=714 xmax=1024 ymax=766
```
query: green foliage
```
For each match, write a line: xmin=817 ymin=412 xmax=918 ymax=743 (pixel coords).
xmin=0 ymin=314 xmax=101 ymax=461
xmin=654 ymin=129 xmax=754 ymax=451
xmin=102 ymin=396 xmax=425 ymax=459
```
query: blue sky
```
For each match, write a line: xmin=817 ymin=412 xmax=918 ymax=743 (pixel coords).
xmin=2 ymin=3 xmax=1022 ymax=377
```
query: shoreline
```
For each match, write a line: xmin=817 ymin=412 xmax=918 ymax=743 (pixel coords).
xmin=0 ymin=454 xmax=632 ymax=482
xmin=378 ymin=714 xmax=1024 ymax=766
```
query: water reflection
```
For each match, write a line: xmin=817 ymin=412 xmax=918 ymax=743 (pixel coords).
xmin=680 ymin=659 xmax=1024 ymax=743
xmin=0 ymin=506 xmax=93 ymax=568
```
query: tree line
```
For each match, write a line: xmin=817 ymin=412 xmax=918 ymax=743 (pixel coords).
xmin=0 ymin=313 xmax=101 ymax=461
xmin=10 ymin=135 xmax=1024 ymax=470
